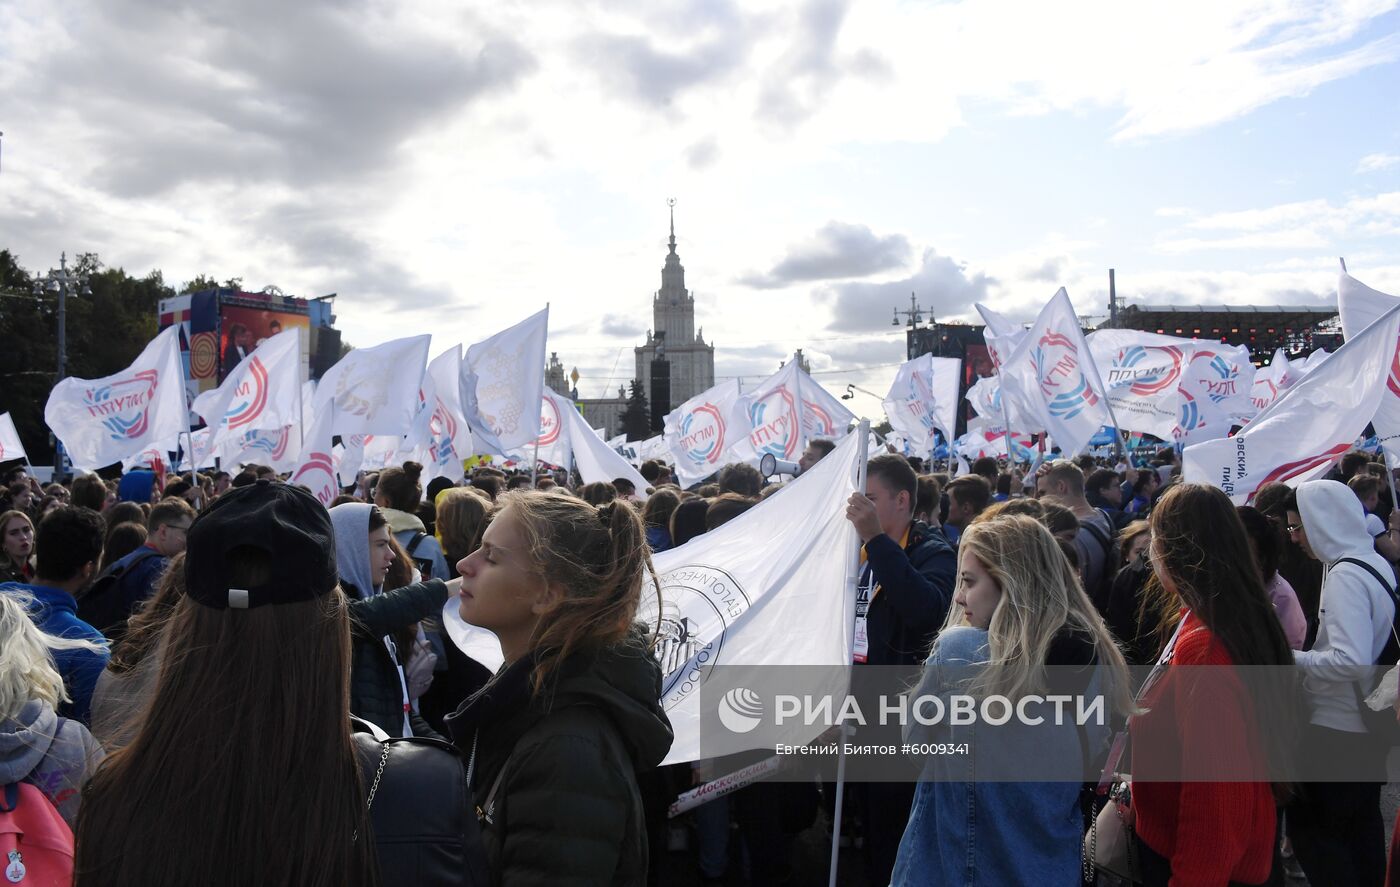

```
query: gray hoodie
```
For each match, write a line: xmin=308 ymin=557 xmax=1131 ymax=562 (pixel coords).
xmin=1294 ymin=479 xmax=1398 ymax=732
xmin=329 ymin=503 xmax=377 ymax=599
xmin=0 ymin=699 xmax=105 ymax=828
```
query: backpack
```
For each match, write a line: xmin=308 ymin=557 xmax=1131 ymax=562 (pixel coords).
xmin=77 ymin=548 xmax=162 ymax=639
xmin=1079 ymin=509 xmax=1118 ymax=612
xmin=0 ymin=781 xmax=74 ymax=886
xmin=1336 ymin=557 xmax=1400 ymax=743
xmin=405 ymin=532 xmax=437 ymax=580
xmin=351 ymin=717 xmax=490 ymax=886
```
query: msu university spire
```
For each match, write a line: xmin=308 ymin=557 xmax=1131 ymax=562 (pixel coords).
xmin=634 ymin=199 xmax=716 ymax=425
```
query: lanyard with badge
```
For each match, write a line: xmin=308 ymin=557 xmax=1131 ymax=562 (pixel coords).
xmin=853 ymin=559 xmax=877 ymax=663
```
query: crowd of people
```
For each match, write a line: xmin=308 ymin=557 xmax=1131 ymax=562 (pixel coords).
xmin=2 ymin=440 xmax=1400 ymax=885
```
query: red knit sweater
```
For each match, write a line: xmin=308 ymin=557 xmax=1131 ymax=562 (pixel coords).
xmin=1129 ymin=610 xmax=1276 ymax=886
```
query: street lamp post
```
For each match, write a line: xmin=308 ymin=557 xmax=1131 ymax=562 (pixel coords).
xmin=33 ymin=252 xmax=91 ymax=478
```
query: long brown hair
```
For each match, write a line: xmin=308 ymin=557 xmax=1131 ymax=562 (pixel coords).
xmin=436 ymin=488 xmax=491 ymax=566
xmin=501 ymin=490 xmax=658 ymax=695
xmin=1148 ymin=483 xmax=1298 ymax=799
xmin=74 ymin=549 xmax=375 ymax=887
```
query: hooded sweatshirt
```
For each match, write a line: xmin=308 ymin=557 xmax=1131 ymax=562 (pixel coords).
xmin=329 ymin=504 xmax=444 ymax=738
xmin=1294 ymin=479 xmax=1398 ymax=732
xmin=0 ymin=699 xmax=105 ymax=829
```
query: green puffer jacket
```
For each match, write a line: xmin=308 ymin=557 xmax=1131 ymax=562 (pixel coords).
xmin=445 ymin=626 xmax=673 ymax=887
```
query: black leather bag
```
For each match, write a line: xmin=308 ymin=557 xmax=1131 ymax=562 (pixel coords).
xmin=352 ymin=717 xmax=491 ymax=887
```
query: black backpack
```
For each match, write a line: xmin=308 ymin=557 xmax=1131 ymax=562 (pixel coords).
xmin=352 ymin=717 xmax=491 ymax=886
xmin=1079 ymin=509 xmax=1118 ymax=612
xmin=77 ymin=548 xmax=162 ymax=640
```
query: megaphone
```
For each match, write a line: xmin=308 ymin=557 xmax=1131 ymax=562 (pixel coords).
xmin=759 ymin=452 xmax=801 ymax=479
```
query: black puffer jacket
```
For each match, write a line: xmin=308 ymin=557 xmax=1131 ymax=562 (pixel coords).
xmin=346 ymin=578 xmax=449 ymax=738
xmin=445 ymin=626 xmax=673 ymax=887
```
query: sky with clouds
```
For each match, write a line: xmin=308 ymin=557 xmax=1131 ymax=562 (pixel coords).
xmin=2 ymin=0 xmax=1399 ymax=420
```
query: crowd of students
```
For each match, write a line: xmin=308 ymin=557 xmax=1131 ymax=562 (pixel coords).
xmin=2 ymin=442 xmax=1400 ymax=885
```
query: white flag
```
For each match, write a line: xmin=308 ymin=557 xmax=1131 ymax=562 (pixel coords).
xmin=314 ymin=335 xmax=430 ymax=437
xmin=734 ymin=362 xmax=855 ymax=464
xmin=965 ymin=375 xmax=1002 ymax=419
xmin=1247 ymin=349 xmax=1292 ymax=416
xmin=646 ymin=429 xmax=866 ymax=764
xmin=975 ymin=303 xmax=1041 ymax=432
xmin=998 ymin=289 xmax=1113 ymax=456
xmin=0 ymin=413 xmax=27 ymax=464
xmin=559 ymin=390 xmax=650 ymax=497
xmin=664 ymin=379 xmax=748 ymax=487
xmin=516 ymin=391 xmax=573 ymax=469
xmin=224 ymin=426 xmax=298 ymax=473
xmin=1086 ymin=329 xmax=1194 ymax=440
xmin=882 ymin=354 xmax=962 ymax=452
xmin=1340 ymin=271 xmax=1400 ymax=462
xmin=45 ymin=326 xmax=187 ymax=471
xmin=1183 ymin=302 xmax=1400 ymax=503
xmin=191 ymin=328 xmax=302 ymax=464
xmin=290 ymin=408 xmax=339 ymax=507
xmin=1176 ymin=342 xmax=1255 ymax=441
xmin=416 ymin=346 xmax=473 ymax=484
xmin=460 ymin=308 xmax=549 ymax=455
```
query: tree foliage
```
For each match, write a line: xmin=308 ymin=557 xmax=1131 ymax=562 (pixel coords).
xmin=0 ymin=250 xmax=198 ymax=464
xmin=619 ymin=379 xmax=651 ymax=441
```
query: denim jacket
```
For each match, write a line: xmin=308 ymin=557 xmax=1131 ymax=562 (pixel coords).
xmin=890 ymin=626 xmax=1107 ymax=887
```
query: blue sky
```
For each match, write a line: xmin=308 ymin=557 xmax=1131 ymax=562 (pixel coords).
xmin=2 ymin=0 xmax=1398 ymax=418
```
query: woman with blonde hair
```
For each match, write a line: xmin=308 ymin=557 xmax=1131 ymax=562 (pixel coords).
xmin=0 ymin=591 xmax=106 ymax=829
xmin=891 ymin=514 xmax=1134 ymax=886
xmin=444 ymin=490 xmax=673 ymax=884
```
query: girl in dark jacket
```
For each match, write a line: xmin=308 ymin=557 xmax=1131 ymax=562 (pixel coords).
xmin=445 ymin=490 xmax=674 ymax=886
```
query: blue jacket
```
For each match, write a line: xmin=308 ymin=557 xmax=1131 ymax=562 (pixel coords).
xmin=891 ymin=626 xmax=1106 ymax=887
xmin=861 ymin=521 xmax=956 ymax=667
xmin=106 ymin=546 xmax=167 ymax=623
xmin=1 ymin=582 xmax=110 ymax=726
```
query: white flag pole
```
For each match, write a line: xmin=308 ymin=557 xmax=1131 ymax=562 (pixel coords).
xmin=297 ymin=324 xmax=307 ymax=454
xmin=828 ymin=418 xmax=870 ymax=887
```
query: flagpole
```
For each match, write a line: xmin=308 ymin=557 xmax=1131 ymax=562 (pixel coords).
xmin=530 ymin=437 xmax=541 ymax=486
xmin=1076 ymin=338 xmax=1128 ymax=464
xmin=994 ymin=372 xmax=1020 ymax=469
xmin=829 ymin=418 xmax=870 ymax=887
xmin=297 ymin=325 xmax=307 ymax=455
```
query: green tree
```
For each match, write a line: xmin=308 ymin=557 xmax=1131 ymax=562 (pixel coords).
xmin=619 ymin=380 xmax=651 ymax=441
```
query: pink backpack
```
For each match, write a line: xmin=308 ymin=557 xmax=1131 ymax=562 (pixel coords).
xmin=0 ymin=781 xmax=73 ymax=886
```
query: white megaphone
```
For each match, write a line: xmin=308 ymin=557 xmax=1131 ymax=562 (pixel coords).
xmin=759 ymin=452 xmax=801 ymax=479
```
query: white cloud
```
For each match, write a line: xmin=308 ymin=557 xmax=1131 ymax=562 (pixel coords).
xmin=1154 ymin=192 xmax=1400 ymax=254
xmin=1359 ymin=152 xmax=1400 ymax=173
xmin=1 ymin=0 xmax=1398 ymax=410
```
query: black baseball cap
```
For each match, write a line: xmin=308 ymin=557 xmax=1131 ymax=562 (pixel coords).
xmin=185 ymin=479 xmax=338 ymax=609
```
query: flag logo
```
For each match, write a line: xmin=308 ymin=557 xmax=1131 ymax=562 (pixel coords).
xmin=1173 ymin=390 xmax=1201 ymax=439
xmin=679 ymin=403 xmax=727 ymax=464
xmin=84 ymin=370 xmax=160 ymax=441
xmin=292 ymin=452 xmax=337 ymax=505
xmin=428 ymin=398 xmax=460 ymax=466
xmin=1192 ymin=352 xmax=1239 ymax=403
xmin=802 ymin=400 xmax=837 ymax=436
xmin=225 ymin=357 xmax=270 ymax=431
xmin=643 ymin=565 xmax=752 ymax=710
xmin=1388 ymin=341 xmax=1400 ymax=398
xmin=534 ymin=397 xmax=562 ymax=447
xmin=1109 ymin=345 xmax=1185 ymax=395
xmin=1031 ymin=331 xmax=1099 ymax=420
xmin=1256 ymin=443 xmax=1351 ymax=490
xmin=748 ymin=387 xmax=798 ymax=459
